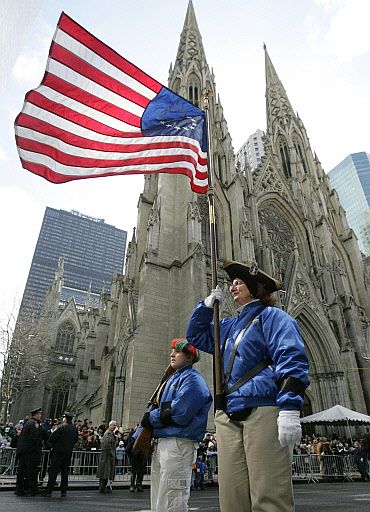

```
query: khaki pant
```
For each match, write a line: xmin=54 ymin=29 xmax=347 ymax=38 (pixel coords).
xmin=215 ymin=406 xmax=294 ymax=512
xmin=150 ymin=437 xmax=197 ymax=512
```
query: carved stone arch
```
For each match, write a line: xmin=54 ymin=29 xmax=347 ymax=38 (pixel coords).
xmin=292 ymin=303 xmax=341 ymax=372
xmin=291 ymin=303 xmax=349 ymax=411
xmin=55 ymin=320 xmax=76 ymax=354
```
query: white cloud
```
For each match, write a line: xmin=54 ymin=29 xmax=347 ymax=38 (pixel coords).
xmin=307 ymin=0 xmax=370 ymax=60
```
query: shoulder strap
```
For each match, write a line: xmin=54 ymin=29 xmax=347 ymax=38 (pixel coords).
xmin=222 ymin=306 xmax=265 ymax=388
xmin=225 ymin=357 xmax=272 ymax=395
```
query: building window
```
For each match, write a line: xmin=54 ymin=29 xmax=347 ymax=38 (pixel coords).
xmin=55 ymin=321 xmax=75 ymax=354
xmin=280 ymin=143 xmax=292 ymax=178
xmin=49 ymin=373 xmax=71 ymax=419
xmin=188 ymin=73 xmax=200 ymax=107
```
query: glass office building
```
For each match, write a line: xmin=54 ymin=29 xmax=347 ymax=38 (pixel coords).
xmin=19 ymin=207 xmax=127 ymax=316
xmin=328 ymin=152 xmax=370 ymax=256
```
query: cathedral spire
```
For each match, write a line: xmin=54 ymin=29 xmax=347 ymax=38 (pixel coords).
xmin=169 ymin=0 xmax=210 ymax=93
xmin=264 ymin=45 xmax=295 ymax=132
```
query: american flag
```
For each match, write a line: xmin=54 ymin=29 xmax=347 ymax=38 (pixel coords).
xmin=14 ymin=12 xmax=208 ymax=194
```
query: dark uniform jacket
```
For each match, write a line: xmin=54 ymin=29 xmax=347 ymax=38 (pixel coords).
xmin=17 ymin=418 xmax=43 ymax=456
xmin=50 ymin=422 xmax=78 ymax=456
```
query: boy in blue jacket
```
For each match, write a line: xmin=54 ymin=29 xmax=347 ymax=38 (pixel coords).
xmin=140 ymin=338 xmax=212 ymax=512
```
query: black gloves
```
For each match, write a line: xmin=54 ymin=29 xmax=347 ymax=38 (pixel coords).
xmin=140 ymin=412 xmax=152 ymax=429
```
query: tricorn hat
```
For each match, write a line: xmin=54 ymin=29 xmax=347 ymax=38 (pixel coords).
xmin=223 ymin=261 xmax=281 ymax=296
xmin=31 ymin=407 xmax=42 ymax=415
xmin=171 ymin=338 xmax=200 ymax=363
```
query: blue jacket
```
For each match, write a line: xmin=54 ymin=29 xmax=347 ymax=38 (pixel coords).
xmin=149 ymin=365 xmax=212 ymax=441
xmin=186 ymin=300 xmax=309 ymax=413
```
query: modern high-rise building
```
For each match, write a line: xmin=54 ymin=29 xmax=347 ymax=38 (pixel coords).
xmin=328 ymin=152 xmax=370 ymax=256
xmin=236 ymin=129 xmax=265 ymax=170
xmin=19 ymin=207 xmax=127 ymax=316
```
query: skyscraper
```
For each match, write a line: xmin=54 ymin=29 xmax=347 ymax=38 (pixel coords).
xmin=328 ymin=152 xmax=370 ymax=255
xmin=236 ymin=129 xmax=265 ymax=170
xmin=19 ymin=207 xmax=127 ymax=316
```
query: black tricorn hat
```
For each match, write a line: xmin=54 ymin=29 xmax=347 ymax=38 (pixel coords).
xmin=63 ymin=411 xmax=74 ymax=419
xmin=31 ymin=407 xmax=42 ymax=415
xmin=223 ymin=261 xmax=281 ymax=295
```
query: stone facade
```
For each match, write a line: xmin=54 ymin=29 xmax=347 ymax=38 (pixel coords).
xmin=9 ymin=1 xmax=370 ymax=426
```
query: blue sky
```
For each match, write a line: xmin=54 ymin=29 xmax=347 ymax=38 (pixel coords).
xmin=1 ymin=0 xmax=370 ymax=319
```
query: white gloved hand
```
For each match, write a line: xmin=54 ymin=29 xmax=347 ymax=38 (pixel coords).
xmin=277 ymin=410 xmax=302 ymax=448
xmin=204 ymin=285 xmax=224 ymax=308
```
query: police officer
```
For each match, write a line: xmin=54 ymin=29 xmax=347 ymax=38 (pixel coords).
xmin=16 ymin=407 xmax=44 ymax=496
xmin=41 ymin=411 xmax=78 ymax=498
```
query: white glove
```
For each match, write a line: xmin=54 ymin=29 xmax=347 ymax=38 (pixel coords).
xmin=277 ymin=410 xmax=302 ymax=448
xmin=204 ymin=285 xmax=224 ymax=308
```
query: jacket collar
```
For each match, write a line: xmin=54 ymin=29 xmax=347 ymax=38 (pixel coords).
xmin=237 ymin=299 xmax=263 ymax=316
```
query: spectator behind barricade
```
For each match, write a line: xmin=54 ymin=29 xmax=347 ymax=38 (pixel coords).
xmin=74 ymin=419 xmax=83 ymax=431
xmin=97 ymin=420 xmax=117 ymax=493
xmin=98 ymin=421 xmax=107 ymax=434
xmin=116 ymin=440 xmax=126 ymax=475
xmin=312 ymin=437 xmax=321 ymax=455
xmin=74 ymin=433 xmax=85 ymax=451
xmin=206 ymin=441 xmax=217 ymax=484
xmin=10 ymin=427 xmax=22 ymax=449
xmin=85 ymin=434 xmax=100 ymax=451
xmin=194 ymin=453 xmax=206 ymax=491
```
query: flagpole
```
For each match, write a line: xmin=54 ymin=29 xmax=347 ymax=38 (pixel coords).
xmin=203 ymin=92 xmax=224 ymax=410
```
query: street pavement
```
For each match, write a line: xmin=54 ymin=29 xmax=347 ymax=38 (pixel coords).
xmin=1 ymin=482 xmax=370 ymax=511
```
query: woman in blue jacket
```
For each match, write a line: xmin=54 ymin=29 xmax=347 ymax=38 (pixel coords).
xmin=140 ymin=338 xmax=212 ymax=512
xmin=186 ymin=261 xmax=310 ymax=512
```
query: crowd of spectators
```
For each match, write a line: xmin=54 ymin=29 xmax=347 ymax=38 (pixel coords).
xmin=1 ymin=421 xmax=370 ymax=482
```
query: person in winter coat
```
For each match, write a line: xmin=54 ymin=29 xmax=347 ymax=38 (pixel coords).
xmin=194 ymin=453 xmax=207 ymax=490
xmin=126 ymin=425 xmax=147 ymax=492
xmin=41 ymin=411 xmax=78 ymax=498
xmin=140 ymin=338 xmax=212 ymax=512
xmin=97 ymin=420 xmax=117 ymax=493
xmin=15 ymin=407 xmax=45 ymax=496
xmin=115 ymin=440 xmax=126 ymax=475
xmin=186 ymin=260 xmax=310 ymax=512
xmin=353 ymin=441 xmax=370 ymax=481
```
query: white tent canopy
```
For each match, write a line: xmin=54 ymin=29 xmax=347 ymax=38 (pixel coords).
xmin=301 ymin=405 xmax=370 ymax=426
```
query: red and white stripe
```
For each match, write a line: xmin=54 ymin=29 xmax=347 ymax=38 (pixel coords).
xmin=15 ymin=12 xmax=208 ymax=193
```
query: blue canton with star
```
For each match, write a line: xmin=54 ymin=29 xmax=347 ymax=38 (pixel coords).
xmin=141 ymin=86 xmax=206 ymax=151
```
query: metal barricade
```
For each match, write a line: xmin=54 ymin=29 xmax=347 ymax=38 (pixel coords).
xmin=291 ymin=454 xmax=360 ymax=483
xmin=0 ymin=447 xmax=17 ymax=478
xmin=0 ymin=447 xmax=362 ymax=487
